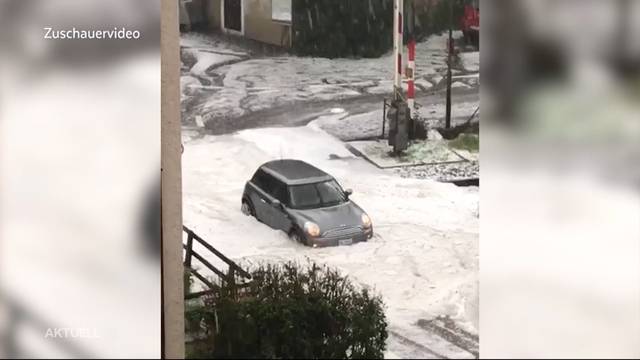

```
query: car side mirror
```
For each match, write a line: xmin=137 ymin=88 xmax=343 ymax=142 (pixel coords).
xmin=271 ymin=199 xmax=282 ymax=209
xmin=344 ymin=189 xmax=353 ymax=197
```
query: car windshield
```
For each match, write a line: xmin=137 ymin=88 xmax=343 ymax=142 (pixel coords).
xmin=288 ymin=180 xmax=347 ymax=209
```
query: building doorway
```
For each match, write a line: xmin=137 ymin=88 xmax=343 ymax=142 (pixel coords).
xmin=222 ymin=0 xmax=242 ymax=34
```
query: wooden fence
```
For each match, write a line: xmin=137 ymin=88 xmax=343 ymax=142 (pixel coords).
xmin=182 ymin=226 xmax=252 ymax=300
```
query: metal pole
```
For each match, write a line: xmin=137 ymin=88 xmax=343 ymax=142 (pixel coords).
xmin=382 ymin=99 xmax=387 ymax=138
xmin=407 ymin=0 xmax=416 ymax=120
xmin=445 ymin=0 xmax=453 ymax=129
xmin=184 ymin=233 xmax=193 ymax=268
xmin=393 ymin=0 xmax=404 ymax=100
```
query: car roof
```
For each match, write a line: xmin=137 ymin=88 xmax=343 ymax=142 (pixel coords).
xmin=260 ymin=159 xmax=333 ymax=185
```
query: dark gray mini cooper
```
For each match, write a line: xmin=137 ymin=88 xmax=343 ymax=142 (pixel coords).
xmin=241 ymin=159 xmax=373 ymax=247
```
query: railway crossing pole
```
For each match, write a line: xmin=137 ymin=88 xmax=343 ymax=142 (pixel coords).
xmin=393 ymin=0 xmax=403 ymax=100
xmin=407 ymin=41 xmax=416 ymax=120
xmin=388 ymin=0 xmax=411 ymax=154
xmin=406 ymin=0 xmax=416 ymax=121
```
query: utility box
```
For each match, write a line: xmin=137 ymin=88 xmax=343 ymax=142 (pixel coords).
xmin=387 ymin=100 xmax=410 ymax=153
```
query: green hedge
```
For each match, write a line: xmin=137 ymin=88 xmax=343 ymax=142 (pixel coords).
xmin=413 ymin=0 xmax=466 ymax=42
xmin=291 ymin=0 xmax=466 ymax=58
xmin=292 ymin=0 xmax=394 ymax=58
xmin=188 ymin=261 xmax=388 ymax=359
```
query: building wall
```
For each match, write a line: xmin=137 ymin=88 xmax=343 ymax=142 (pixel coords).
xmin=198 ymin=0 xmax=290 ymax=48
xmin=183 ymin=0 xmax=208 ymax=28
xmin=191 ymin=0 xmax=458 ymax=53
xmin=244 ymin=0 xmax=291 ymax=47
xmin=206 ymin=0 xmax=222 ymax=29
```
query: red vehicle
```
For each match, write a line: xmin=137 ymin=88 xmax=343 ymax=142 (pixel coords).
xmin=461 ymin=1 xmax=479 ymax=48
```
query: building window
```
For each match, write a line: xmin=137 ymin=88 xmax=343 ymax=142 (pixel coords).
xmin=272 ymin=0 xmax=291 ymax=23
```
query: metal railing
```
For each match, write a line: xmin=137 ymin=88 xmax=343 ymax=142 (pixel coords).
xmin=182 ymin=226 xmax=251 ymax=300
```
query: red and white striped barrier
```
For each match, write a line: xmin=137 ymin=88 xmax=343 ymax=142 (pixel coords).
xmin=407 ymin=38 xmax=416 ymax=119
xmin=393 ymin=0 xmax=403 ymax=97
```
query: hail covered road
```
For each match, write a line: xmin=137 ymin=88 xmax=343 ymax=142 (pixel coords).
xmin=180 ymin=32 xmax=479 ymax=358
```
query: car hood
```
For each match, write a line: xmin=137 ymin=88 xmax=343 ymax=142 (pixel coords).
xmin=288 ymin=201 xmax=365 ymax=232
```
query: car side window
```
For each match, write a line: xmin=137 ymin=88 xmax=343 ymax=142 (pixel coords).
xmin=252 ymin=169 xmax=270 ymax=192
xmin=252 ymin=169 xmax=287 ymax=205
xmin=272 ymin=181 xmax=288 ymax=205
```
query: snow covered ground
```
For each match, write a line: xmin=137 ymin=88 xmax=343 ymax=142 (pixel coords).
xmin=181 ymin=32 xmax=250 ymax=57
xmin=186 ymin=50 xmax=245 ymax=77
xmin=460 ymin=52 xmax=480 ymax=73
xmin=180 ymin=31 xmax=479 ymax=126
xmin=182 ymin=124 xmax=479 ymax=358
xmin=308 ymin=98 xmax=480 ymax=142
xmin=418 ymin=100 xmax=480 ymax=128
xmin=309 ymin=110 xmax=383 ymax=140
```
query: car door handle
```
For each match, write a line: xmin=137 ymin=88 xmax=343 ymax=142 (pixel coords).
xmin=260 ymin=198 xmax=266 ymax=203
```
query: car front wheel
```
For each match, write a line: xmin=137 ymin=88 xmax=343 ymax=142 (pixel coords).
xmin=290 ymin=229 xmax=310 ymax=246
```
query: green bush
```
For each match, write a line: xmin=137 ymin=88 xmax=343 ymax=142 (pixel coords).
xmin=292 ymin=0 xmax=393 ymax=58
xmin=291 ymin=0 xmax=466 ymax=58
xmin=189 ymin=261 xmax=388 ymax=359
xmin=448 ymin=133 xmax=479 ymax=152
xmin=414 ymin=0 xmax=466 ymax=42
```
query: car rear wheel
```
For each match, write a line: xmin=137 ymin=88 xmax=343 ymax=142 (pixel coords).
xmin=241 ymin=198 xmax=255 ymax=217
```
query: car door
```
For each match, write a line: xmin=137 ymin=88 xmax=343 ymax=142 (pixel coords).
xmin=248 ymin=169 xmax=274 ymax=224
xmin=269 ymin=180 xmax=293 ymax=232
xmin=258 ymin=176 xmax=291 ymax=231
